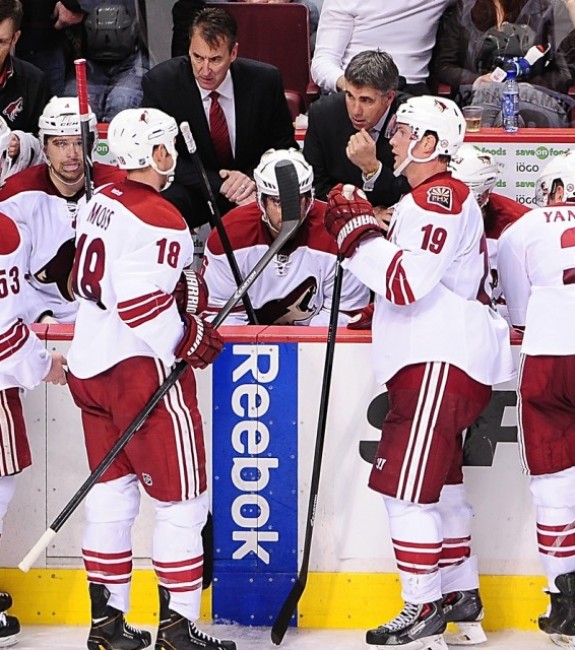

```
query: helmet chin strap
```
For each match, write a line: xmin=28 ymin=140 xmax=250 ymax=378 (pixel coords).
xmin=393 ymin=138 xmax=440 ymax=177
xmin=151 ymin=152 xmax=178 ymax=192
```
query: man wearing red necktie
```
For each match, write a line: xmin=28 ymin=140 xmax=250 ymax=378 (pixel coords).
xmin=142 ymin=7 xmax=297 ymax=229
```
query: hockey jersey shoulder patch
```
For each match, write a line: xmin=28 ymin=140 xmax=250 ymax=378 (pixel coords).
xmin=412 ymin=175 xmax=465 ymax=215
xmin=0 ymin=213 xmax=21 ymax=254
xmin=426 ymin=186 xmax=453 ymax=211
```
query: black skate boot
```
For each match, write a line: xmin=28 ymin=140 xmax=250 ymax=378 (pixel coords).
xmin=0 ymin=593 xmax=12 ymax=613
xmin=87 ymin=583 xmax=151 ymax=650
xmin=539 ymin=572 xmax=575 ymax=637
xmin=155 ymin=586 xmax=236 ymax=650
xmin=366 ymin=599 xmax=447 ymax=648
xmin=0 ymin=612 xmax=19 ymax=647
xmin=441 ymin=589 xmax=486 ymax=645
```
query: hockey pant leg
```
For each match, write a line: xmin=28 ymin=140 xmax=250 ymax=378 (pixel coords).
xmin=383 ymin=495 xmax=443 ymax=604
xmin=152 ymin=490 xmax=209 ymax=621
xmin=437 ymin=483 xmax=479 ymax=593
xmin=530 ymin=467 xmax=575 ymax=592
xmin=0 ymin=476 xmax=16 ymax=537
xmin=83 ymin=474 xmax=140 ymax=612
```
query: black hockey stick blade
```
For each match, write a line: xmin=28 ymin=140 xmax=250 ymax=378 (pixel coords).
xmin=271 ymin=256 xmax=345 ymax=645
xmin=275 ymin=158 xmax=301 ymax=227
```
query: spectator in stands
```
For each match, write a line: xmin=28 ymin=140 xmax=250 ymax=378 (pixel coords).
xmin=16 ymin=0 xmax=83 ymax=96
xmin=201 ymin=148 xmax=370 ymax=325
xmin=142 ymin=7 xmax=296 ymax=230
xmin=172 ymin=0 xmax=319 ymax=57
xmin=304 ymin=51 xmax=409 ymax=225
xmin=311 ymin=0 xmax=453 ymax=95
xmin=61 ymin=0 xmax=150 ymax=122
xmin=171 ymin=0 xmax=206 ymax=57
xmin=0 ymin=0 xmax=50 ymax=132
xmin=430 ymin=0 xmax=575 ymax=127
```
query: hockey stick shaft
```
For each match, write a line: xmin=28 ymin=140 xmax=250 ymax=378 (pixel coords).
xmin=179 ymin=121 xmax=258 ymax=325
xmin=74 ymin=59 xmax=93 ymax=201
xmin=271 ymin=255 xmax=345 ymax=645
xmin=18 ymin=160 xmax=301 ymax=573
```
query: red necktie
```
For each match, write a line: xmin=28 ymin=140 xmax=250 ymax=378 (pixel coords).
xmin=209 ymin=91 xmax=233 ymax=169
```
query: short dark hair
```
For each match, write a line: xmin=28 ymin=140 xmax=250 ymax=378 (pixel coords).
xmin=0 ymin=0 xmax=22 ymax=31
xmin=344 ymin=50 xmax=399 ymax=94
xmin=190 ymin=8 xmax=237 ymax=52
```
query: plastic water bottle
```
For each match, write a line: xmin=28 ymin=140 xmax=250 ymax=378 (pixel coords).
xmin=501 ymin=66 xmax=519 ymax=133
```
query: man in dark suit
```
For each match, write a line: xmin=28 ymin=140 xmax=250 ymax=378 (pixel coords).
xmin=141 ymin=7 xmax=296 ymax=229
xmin=304 ymin=50 xmax=409 ymax=227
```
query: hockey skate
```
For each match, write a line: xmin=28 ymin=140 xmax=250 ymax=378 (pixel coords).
xmin=87 ymin=583 xmax=151 ymax=650
xmin=365 ymin=600 xmax=447 ymax=649
xmin=0 ymin=591 xmax=19 ymax=647
xmin=539 ymin=573 xmax=575 ymax=647
xmin=155 ymin=586 xmax=236 ymax=650
xmin=441 ymin=589 xmax=487 ymax=645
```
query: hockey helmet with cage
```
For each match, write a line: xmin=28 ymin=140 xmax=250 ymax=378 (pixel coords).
xmin=386 ymin=96 xmax=466 ymax=176
xmin=253 ymin=148 xmax=315 ymax=230
xmin=535 ymin=149 xmax=575 ymax=207
xmin=107 ymin=108 xmax=178 ymax=184
xmin=449 ymin=143 xmax=501 ymax=207
xmin=38 ymin=96 xmax=97 ymax=143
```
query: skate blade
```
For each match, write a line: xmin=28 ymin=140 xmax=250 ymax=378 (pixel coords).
xmin=372 ymin=636 xmax=448 ymax=650
xmin=550 ymin=633 xmax=575 ymax=648
xmin=445 ymin=621 xmax=487 ymax=645
xmin=0 ymin=633 xmax=18 ymax=647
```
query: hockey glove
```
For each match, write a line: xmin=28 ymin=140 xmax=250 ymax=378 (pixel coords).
xmin=325 ymin=183 xmax=382 ymax=258
xmin=347 ymin=302 xmax=374 ymax=330
xmin=173 ymin=268 xmax=209 ymax=315
xmin=175 ymin=313 xmax=224 ymax=369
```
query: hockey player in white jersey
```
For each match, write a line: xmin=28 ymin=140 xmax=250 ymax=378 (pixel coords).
xmin=201 ymin=148 xmax=370 ymax=325
xmin=66 ymin=107 xmax=235 ymax=650
xmin=0 ymin=96 xmax=124 ymax=324
xmin=0 ymin=212 xmax=67 ymax=645
xmin=323 ymin=96 xmax=515 ymax=649
xmin=498 ymin=150 xmax=575 ymax=646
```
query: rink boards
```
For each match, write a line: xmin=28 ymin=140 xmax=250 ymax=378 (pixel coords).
xmin=1 ymin=325 xmax=547 ymax=631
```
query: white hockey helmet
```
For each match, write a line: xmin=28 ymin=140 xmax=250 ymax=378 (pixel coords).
xmin=107 ymin=108 xmax=179 ymax=180
xmin=38 ymin=96 xmax=97 ymax=142
xmin=448 ymin=143 xmax=501 ymax=207
xmin=254 ymin=148 xmax=314 ymax=197
xmin=254 ymin=148 xmax=314 ymax=233
xmin=387 ymin=96 xmax=466 ymax=176
xmin=535 ymin=149 xmax=575 ymax=207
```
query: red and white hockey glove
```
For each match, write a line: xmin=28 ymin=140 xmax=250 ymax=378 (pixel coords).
xmin=347 ymin=302 xmax=374 ymax=330
xmin=175 ymin=313 xmax=224 ymax=369
xmin=173 ymin=268 xmax=209 ymax=315
xmin=325 ymin=184 xmax=382 ymax=257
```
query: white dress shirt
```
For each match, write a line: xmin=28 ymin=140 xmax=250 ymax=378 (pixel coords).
xmin=197 ymin=71 xmax=237 ymax=155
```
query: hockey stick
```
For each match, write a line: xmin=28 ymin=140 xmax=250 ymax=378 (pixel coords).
xmin=18 ymin=159 xmax=301 ymax=573
xmin=179 ymin=121 xmax=258 ymax=325
xmin=74 ymin=59 xmax=93 ymax=201
xmin=271 ymin=254 xmax=345 ymax=645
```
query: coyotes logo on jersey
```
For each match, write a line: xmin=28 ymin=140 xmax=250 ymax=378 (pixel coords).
xmin=34 ymin=237 xmax=76 ymax=301
xmin=255 ymin=276 xmax=318 ymax=325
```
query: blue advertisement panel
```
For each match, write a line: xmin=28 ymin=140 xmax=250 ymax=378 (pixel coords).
xmin=212 ymin=342 xmax=298 ymax=625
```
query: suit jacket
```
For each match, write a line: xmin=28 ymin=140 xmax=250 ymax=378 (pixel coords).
xmin=304 ymin=92 xmax=409 ymax=207
xmin=141 ymin=56 xmax=296 ymax=226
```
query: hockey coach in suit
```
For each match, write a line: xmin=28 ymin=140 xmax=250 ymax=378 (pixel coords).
xmin=141 ymin=7 xmax=297 ymax=229
xmin=304 ymin=50 xmax=409 ymax=225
